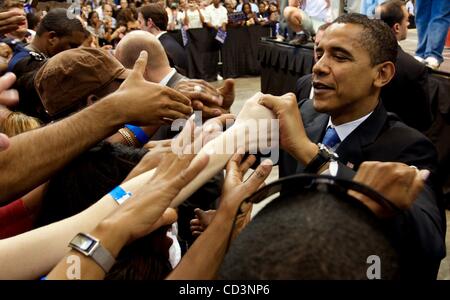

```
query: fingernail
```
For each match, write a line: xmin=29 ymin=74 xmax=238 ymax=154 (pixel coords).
xmin=213 ymin=109 xmax=222 ymax=115
xmin=261 ymin=159 xmax=273 ymax=166
xmin=420 ymin=169 xmax=430 ymax=181
xmin=3 ymin=72 xmax=16 ymax=80
xmin=236 ymin=146 xmax=245 ymax=153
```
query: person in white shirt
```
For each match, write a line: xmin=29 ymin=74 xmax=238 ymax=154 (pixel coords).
xmin=184 ymin=0 xmax=205 ymax=29
xmin=304 ymin=0 xmax=330 ymax=22
xmin=283 ymin=0 xmax=330 ymax=45
xmin=203 ymin=0 xmax=228 ymax=31
xmin=167 ymin=1 xmax=185 ymax=30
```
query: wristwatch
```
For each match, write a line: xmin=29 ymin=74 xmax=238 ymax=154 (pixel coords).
xmin=69 ymin=233 xmax=116 ymax=273
xmin=303 ymin=143 xmax=339 ymax=174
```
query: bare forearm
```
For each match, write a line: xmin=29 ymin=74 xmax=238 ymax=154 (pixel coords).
xmin=171 ymin=94 xmax=275 ymax=206
xmin=0 ymin=170 xmax=154 ymax=280
xmin=0 ymin=95 xmax=125 ymax=203
xmin=0 ymin=196 xmax=117 ymax=279
xmin=46 ymin=221 xmax=126 ymax=280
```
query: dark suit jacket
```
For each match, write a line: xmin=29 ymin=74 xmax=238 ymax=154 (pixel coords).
xmin=295 ymin=73 xmax=313 ymax=102
xmin=279 ymin=99 xmax=446 ymax=279
xmin=159 ymin=33 xmax=188 ymax=76
xmin=380 ymin=45 xmax=432 ymax=132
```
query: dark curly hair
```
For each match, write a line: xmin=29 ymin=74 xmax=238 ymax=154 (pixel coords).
xmin=36 ymin=8 xmax=88 ymax=38
xmin=333 ymin=13 xmax=398 ymax=66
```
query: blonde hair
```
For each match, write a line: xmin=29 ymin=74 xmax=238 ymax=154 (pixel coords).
xmin=0 ymin=112 xmax=42 ymax=137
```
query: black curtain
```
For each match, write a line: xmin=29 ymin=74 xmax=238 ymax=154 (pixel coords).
xmin=186 ymin=28 xmax=220 ymax=82
xmin=258 ymin=38 xmax=314 ymax=96
xmin=222 ymin=25 xmax=271 ymax=78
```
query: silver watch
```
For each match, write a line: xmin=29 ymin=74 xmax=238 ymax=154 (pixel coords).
xmin=69 ymin=233 xmax=116 ymax=273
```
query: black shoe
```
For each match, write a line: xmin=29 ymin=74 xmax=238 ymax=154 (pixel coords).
xmin=289 ymin=33 xmax=309 ymax=45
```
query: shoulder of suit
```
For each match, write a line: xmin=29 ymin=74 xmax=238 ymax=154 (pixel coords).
xmin=296 ymin=73 xmax=313 ymax=86
xmin=396 ymin=47 xmax=427 ymax=74
xmin=385 ymin=113 xmax=433 ymax=144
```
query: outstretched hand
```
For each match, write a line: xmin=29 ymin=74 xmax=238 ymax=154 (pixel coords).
xmin=220 ymin=153 xmax=273 ymax=211
xmin=190 ymin=208 xmax=216 ymax=236
xmin=0 ymin=10 xmax=26 ymax=35
xmin=105 ymin=152 xmax=210 ymax=244
xmin=175 ymin=79 xmax=235 ymax=119
xmin=350 ymin=161 xmax=429 ymax=218
xmin=258 ymin=93 xmax=319 ymax=166
xmin=115 ymin=51 xmax=193 ymax=125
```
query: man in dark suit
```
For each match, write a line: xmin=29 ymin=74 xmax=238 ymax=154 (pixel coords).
xmin=260 ymin=13 xmax=446 ymax=279
xmin=296 ymin=2 xmax=433 ymax=133
xmin=377 ymin=0 xmax=432 ymax=132
xmin=138 ymin=4 xmax=189 ymax=76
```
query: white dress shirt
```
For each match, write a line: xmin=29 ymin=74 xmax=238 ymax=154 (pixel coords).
xmin=327 ymin=112 xmax=373 ymax=143
xmin=159 ymin=68 xmax=177 ymax=86
xmin=203 ymin=4 xmax=228 ymax=27
xmin=324 ymin=112 xmax=373 ymax=176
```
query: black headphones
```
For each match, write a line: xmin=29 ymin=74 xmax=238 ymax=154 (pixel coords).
xmin=226 ymin=173 xmax=401 ymax=250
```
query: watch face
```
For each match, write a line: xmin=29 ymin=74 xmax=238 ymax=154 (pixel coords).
xmin=71 ymin=234 xmax=95 ymax=251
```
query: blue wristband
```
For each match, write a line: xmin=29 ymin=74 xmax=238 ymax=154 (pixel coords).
xmin=109 ymin=186 xmax=132 ymax=205
xmin=125 ymin=124 xmax=150 ymax=145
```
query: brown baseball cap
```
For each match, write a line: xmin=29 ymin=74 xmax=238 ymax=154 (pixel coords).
xmin=34 ymin=47 xmax=129 ymax=118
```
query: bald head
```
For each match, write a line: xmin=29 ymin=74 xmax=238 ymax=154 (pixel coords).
xmin=115 ymin=30 xmax=170 ymax=81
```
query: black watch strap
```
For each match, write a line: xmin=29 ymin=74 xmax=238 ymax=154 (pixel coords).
xmin=304 ymin=143 xmax=339 ymax=174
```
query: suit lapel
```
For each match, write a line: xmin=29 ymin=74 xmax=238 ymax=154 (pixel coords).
xmin=296 ymin=101 xmax=388 ymax=172
xmin=295 ymin=111 xmax=328 ymax=173
xmin=305 ymin=113 xmax=328 ymax=143
xmin=336 ymin=102 xmax=388 ymax=169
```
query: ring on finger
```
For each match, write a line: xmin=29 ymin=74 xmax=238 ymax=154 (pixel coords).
xmin=194 ymin=85 xmax=203 ymax=93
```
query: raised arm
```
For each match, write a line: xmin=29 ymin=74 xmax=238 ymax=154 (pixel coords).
xmin=0 ymin=51 xmax=192 ymax=203
xmin=167 ymin=153 xmax=273 ymax=279
xmin=45 ymin=153 xmax=208 ymax=280
xmin=0 ymin=153 xmax=172 ymax=280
